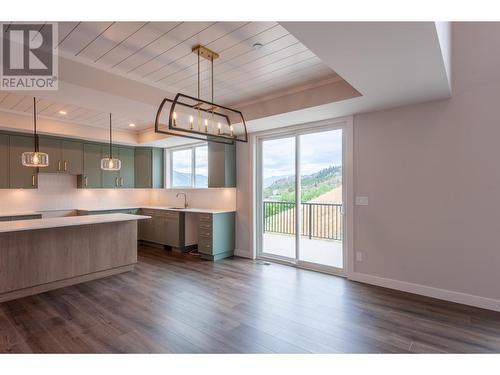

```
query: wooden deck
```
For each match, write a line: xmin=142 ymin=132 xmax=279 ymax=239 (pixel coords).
xmin=1 ymin=244 xmax=500 ymax=353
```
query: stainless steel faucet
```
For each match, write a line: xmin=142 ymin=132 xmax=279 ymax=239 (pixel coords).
xmin=176 ymin=192 xmax=187 ymax=208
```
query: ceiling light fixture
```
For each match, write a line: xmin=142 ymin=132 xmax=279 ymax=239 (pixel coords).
xmin=101 ymin=113 xmax=121 ymax=171
xmin=128 ymin=123 xmax=136 ymax=127
xmin=21 ymin=97 xmax=49 ymax=168
xmin=58 ymin=110 xmax=67 ymax=115
xmin=155 ymin=45 xmax=248 ymax=144
xmin=252 ymin=42 xmax=263 ymax=50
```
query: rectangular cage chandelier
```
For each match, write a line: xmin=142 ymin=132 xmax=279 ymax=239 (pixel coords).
xmin=155 ymin=45 xmax=248 ymax=144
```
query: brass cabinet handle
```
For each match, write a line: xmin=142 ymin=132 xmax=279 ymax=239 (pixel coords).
xmin=58 ymin=160 xmax=61 ymax=171
xmin=84 ymin=176 xmax=88 ymax=187
xmin=32 ymin=174 xmax=36 ymax=187
xmin=64 ymin=161 xmax=68 ymax=171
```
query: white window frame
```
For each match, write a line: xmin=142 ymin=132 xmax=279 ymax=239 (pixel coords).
xmin=166 ymin=142 xmax=208 ymax=189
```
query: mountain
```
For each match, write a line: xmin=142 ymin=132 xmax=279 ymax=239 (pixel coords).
xmin=172 ymin=171 xmax=208 ymax=187
xmin=263 ymin=165 xmax=342 ymax=202
xmin=264 ymin=174 xmax=293 ymax=188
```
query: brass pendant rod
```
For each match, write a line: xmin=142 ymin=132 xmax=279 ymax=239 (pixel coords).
xmin=211 ymin=55 xmax=214 ymax=103
xmin=197 ymin=49 xmax=200 ymax=99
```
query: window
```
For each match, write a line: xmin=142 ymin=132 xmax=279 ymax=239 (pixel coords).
xmin=169 ymin=143 xmax=208 ymax=188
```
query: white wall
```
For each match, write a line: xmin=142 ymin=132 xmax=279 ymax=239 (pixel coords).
xmin=0 ymin=174 xmax=150 ymax=215
xmin=235 ymin=22 xmax=500 ymax=311
xmin=0 ymin=175 xmax=236 ymax=215
xmin=149 ymin=188 xmax=236 ymax=210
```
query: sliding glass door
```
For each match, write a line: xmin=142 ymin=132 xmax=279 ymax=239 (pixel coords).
xmin=261 ymin=136 xmax=296 ymax=260
xmin=258 ymin=124 xmax=345 ymax=274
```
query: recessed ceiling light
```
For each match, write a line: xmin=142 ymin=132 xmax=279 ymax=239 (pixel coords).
xmin=129 ymin=123 xmax=136 ymax=127
xmin=58 ymin=110 xmax=67 ymax=115
xmin=252 ymin=42 xmax=263 ymax=50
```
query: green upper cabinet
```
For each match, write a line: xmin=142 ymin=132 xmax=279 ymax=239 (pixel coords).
xmin=118 ymin=147 xmax=135 ymax=188
xmin=101 ymin=145 xmax=120 ymax=188
xmin=78 ymin=143 xmax=102 ymax=188
xmin=39 ymin=137 xmax=83 ymax=174
xmin=0 ymin=134 xmax=9 ymax=188
xmin=39 ymin=137 xmax=62 ymax=173
xmin=9 ymin=135 xmax=37 ymax=189
xmin=135 ymin=147 xmax=164 ymax=188
xmin=62 ymin=140 xmax=83 ymax=175
xmin=208 ymin=142 xmax=236 ymax=188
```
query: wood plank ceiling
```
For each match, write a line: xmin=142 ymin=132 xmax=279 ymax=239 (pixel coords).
xmin=0 ymin=22 xmax=339 ymax=131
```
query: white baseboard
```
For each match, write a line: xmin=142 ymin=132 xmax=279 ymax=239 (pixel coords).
xmin=349 ymin=272 xmax=500 ymax=312
xmin=234 ymin=249 xmax=253 ymax=259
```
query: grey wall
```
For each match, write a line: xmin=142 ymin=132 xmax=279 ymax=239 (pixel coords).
xmin=236 ymin=22 xmax=500 ymax=306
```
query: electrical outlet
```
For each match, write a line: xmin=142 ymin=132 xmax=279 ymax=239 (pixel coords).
xmin=355 ymin=196 xmax=369 ymax=205
xmin=355 ymin=251 xmax=363 ymax=262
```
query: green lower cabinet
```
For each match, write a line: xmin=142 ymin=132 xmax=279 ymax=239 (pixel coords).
xmin=0 ymin=214 xmax=41 ymax=221
xmin=197 ymin=212 xmax=235 ymax=261
xmin=78 ymin=209 xmax=139 ymax=215
xmin=9 ymin=135 xmax=38 ymax=189
xmin=138 ymin=209 xmax=185 ymax=249
xmin=10 ymin=214 xmax=42 ymax=221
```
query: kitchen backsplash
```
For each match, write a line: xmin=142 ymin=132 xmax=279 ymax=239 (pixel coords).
xmin=0 ymin=173 xmax=236 ymax=213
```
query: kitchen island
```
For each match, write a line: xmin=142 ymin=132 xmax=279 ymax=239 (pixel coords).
xmin=0 ymin=213 xmax=149 ymax=303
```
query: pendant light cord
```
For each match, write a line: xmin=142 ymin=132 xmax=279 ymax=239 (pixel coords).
xmin=109 ymin=113 xmax=112 ymax=159
xmin=211 ymin=55 xmax=214 ymax=103
xmin=33 ymin=97 xmax=39 ymax=152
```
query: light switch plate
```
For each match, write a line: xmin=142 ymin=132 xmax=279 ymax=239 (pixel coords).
xmin=355 ymin=196 xmax=369 ymax=205
xmin=356 ymin=251 xmax=363 ymax=262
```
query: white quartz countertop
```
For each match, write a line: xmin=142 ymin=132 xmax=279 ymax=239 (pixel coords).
xmin=141 ymin=206 xmax=235 ymax=214
xmin=0 ymin=213 xmax=150 ymax=234
xmin=76 ymin=206 xmax=235 ymax=214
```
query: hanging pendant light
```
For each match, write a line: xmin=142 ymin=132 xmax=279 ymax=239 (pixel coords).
xmin=101 ymin=113 xmax=121 ymax=171
xmin=22 ymin=97 xmax=49 ymax=168
xmin=155 ymin=45 xmax=248 ymax=144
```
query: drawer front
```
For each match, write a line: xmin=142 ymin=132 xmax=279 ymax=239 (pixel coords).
xmin=199 ymin=213 xmax=212 ymax=224
xmin=141 ymin=209 xmax=179 ymax=218
xmin=198 ymin=227 xmax=213 ymax=238
xmin=140 ymin=208 xmax=156 ymax=216
xmin=197 ymin=241 xmax=212 ymax=254
xmin=163 ymin=210 xmax=180 ymax=219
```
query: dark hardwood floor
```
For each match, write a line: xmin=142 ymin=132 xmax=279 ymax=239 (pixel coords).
xmin=1 ymin=244 xmax=500 ymax=353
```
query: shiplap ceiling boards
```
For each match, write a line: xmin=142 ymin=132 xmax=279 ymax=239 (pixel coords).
xmin=0 ymin=22 xmax=341 ymax=133
xmin=0 ymin=92 xmax=146 ymax=131
xmin=57 ymin=22 xmax=340 ymax=107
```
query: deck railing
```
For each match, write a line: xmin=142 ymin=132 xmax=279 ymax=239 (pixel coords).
xmin=263 ymin=201 xmax=343 ymax=241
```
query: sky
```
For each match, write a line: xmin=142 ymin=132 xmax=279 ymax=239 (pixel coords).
xmin=172 ymin=145 xmax=208 ymax=175
xmin=171 ymin=129 xmax=342 ymax=181
xmin=262 ymin=129 xmax=343 ymax=179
